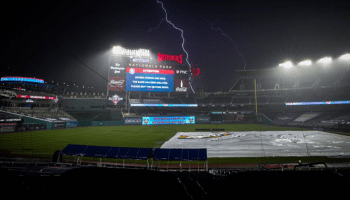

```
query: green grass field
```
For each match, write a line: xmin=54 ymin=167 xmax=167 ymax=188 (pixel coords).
xmin=1 ymin=124 xmax=349 ymax=164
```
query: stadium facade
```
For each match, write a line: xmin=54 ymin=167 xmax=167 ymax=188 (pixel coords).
xmin=1 ymin=47 xmax=350 ymax=133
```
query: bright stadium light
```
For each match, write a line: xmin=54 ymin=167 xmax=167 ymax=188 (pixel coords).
xmin=317 ymin=57 xmax=332 ymax=64
xmin=298 ymin=60 xmax=312 ymax=66
xmin=339 ymin=53 xmax=350 ymax=61
xmin=279 ymin=61 xmax=293 ymax=68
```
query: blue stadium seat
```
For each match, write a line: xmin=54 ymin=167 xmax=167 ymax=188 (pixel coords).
xmin=117 ymin=147 xmax=131 ymax=159
xmin=60 ymin=144 xmax=88 ymax=156
xmin=105 ymin=147 xmax=121 ymax=158
xmin=137 ymin=148 xmax=154 ymax=160
xmin=125 ymin=148 xmax=139 ymax=159
xmin=153 ymin=148 xmax=207 ymax=161
xmin=82 ymin=146 xmax=101 ymax=157
xmin=168 ymin=149 xmax=183 ymax=161
xmin=153 ymin=149 xmax=170 ymax=161
xmin=96 ymin=146 xmax=113 ymax=157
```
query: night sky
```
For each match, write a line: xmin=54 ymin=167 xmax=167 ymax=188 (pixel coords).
xmin=1 ymin=0 xmax=350 ymax=92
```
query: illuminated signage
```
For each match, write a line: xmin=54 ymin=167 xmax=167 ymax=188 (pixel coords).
xmin=175 ymin=79 xmax=188 ymax=93
xmin=0 ymin=123 xmax=17 ymax=126
xmin=0 ymin=118 xmax=22 ymax=122
xmin=108 ymin=94 xmax=123 ymax=105
xmin=176 ymin=70 xmax=188 ymax=75
xmin=132 ymin=58 xmax=150 ymax=63
xmin=110 ymin=66 xmax=126 ymax=74
xmin=286 ymin=101 xmax=350 ymax=105
xmin=128 ymin=63 xmax=173 ymax=69
xmin=158 ymin=53 xmax=183 ymax=64
xmin=126 ymin=67 xmax=174 ymax=92
xmin=112 ymin=46 xmax=150 ymax=58
xmin=1 ymin=77 xmax=44 ymax=84
xmin=109 ymin=76 xmax=125 ymax=91
xmin=142 ymin=116 xmax=195 ymax=125
xmin=131 ymin=104 xmax=197 ymax=107
xmin=16 ymin=95 xmax=57 ymax=100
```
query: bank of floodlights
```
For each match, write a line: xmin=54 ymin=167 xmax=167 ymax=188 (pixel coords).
xmin=297 ymin=60 xmax=312 ymax=66
xmin=317 ymin=57 xmax=332 ymax=65
xmin=279 ymin=61 xmax=293 ymax=68
xmin=339 ymin=53 xmax=350 ymax=61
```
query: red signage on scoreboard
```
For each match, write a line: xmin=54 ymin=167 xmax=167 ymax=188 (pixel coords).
xmin=109 ymin=76 xmax=125 ymax=91
xmin=16 ymin=95 xmax=57 ymax=100
xmin=158 ymin=53 xmax=183 ymax=64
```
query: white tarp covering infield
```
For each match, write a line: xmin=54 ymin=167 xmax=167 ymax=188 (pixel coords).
xmin=160 ymin=131 xmax=350 ymax=157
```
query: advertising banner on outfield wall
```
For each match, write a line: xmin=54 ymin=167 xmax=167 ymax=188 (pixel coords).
xmin=195 ymin=116 xmax=210 ymax=124
xmin=54 ymin=121 xmax=65 ymax=129
xmin=142 ymin=116 xmax=195 ymax=125
xmin=124 ymin=117 xmax=142 ymax=125
xmin=66 ymin=121 xmax=78 ymax=128
xmin=210 ymin=121 xmax=223 ymax=124
xmin=0 ymin=126 xmax=15 ymax=133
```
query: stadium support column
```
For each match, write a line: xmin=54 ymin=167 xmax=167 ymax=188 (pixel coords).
xmin=125 ymin=91 xmax=129 ymax=110
xmin=254 ymin=79 xmax=258 ymax=123
xmin=107 ymin=44 xmax=112 ymax=97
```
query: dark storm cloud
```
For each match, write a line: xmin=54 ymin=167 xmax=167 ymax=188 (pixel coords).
xmin=1 ymin=0 xmax=349 ymax=92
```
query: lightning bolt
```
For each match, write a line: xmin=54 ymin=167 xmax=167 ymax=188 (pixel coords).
xmin=204 ymin=19 xmax=247 ymax=70
xmin=148 ymin=18 xmax=165 ymax=32
xmin=156 ymin=0 xmax=195 ymax=93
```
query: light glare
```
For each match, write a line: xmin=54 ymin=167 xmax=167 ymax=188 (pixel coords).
xmin=317 ymin=57 xmax=332 ymax=64
xmin=339 ymin=53 xmax=350 ymax=61
xmin=298 ymin=60 xmax=312 ymax=66
xmin=279 ymin=61 xmax=293 ymax=68
xmin=112 ymin=46 xmax=150 ymax=58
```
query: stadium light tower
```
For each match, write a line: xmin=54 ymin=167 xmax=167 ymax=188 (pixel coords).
xmin=317 ymin=57 xmax=332 ymax=64
xmin=279 ymin=61 xmax=293 ymax=68
xmin=297 ymin=60 xmax=312 ymax=66
xmin=339 ymin=53 xmax=350 ymax=61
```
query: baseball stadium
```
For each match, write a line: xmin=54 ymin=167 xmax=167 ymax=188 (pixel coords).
xmin=2 ymin=0 xmax=350 ymax=197
xmin=1 ymin=46 xmax=350 ymax=196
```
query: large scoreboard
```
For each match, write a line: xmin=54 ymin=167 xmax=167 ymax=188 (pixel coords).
xmin=108 ymin=46 xmax=190 ymax=94
xmin=126 ymin=67 xmax=174 ymax=92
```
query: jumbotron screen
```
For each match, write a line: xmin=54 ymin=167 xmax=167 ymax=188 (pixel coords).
xmin=126 ymin=68 xmax=174 ymax=92
xmin=108 ymin=47 xmax=190 ymax=93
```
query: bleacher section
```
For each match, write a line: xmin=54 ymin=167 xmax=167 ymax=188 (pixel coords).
xmin=316 ymin=112 xmax=350 ymax=128
xmin=137 ymin=109 xmax=162 ymax=116
xmin=268 ymin=96 xmax=286 ymax=104
xmin=162 ymin=98 xmax=183 ymax=104
xmin=180 ymin=97 xmax=196 ymax=104
xmin=66 ymin=110 xmax=111 ymax=121
xmin=0 ymin=89 xmax=16 ymax=98
xmin=196 ymin=97 xmax=213 ymax=104
xmin=130 ymin=99 xmax=142 ymax=104
xmin=274 ymin=113 xmax=300 ymax=125
xmin=161 ymin=110 xmax=185 ymax=116
xmin=62 ymin=98 xmax=107 ymax=110
xmin=287 ymin=112 xmax=322 ymax=126
xmin=143 ymin=99 xmax=163 ymax=104
xmin=0 ymin=110 xmax=19 ymax=119
xmin=211 ymin=97 xmax=232 ymax=104
xmin=232 ymin=97 xmax=250 ymax=104
xmin=2 ymin=107 xmax=75 ymax=121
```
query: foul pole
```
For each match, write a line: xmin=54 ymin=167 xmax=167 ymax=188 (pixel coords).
xmin=254 ymin=79 xmax=258 ymax=123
